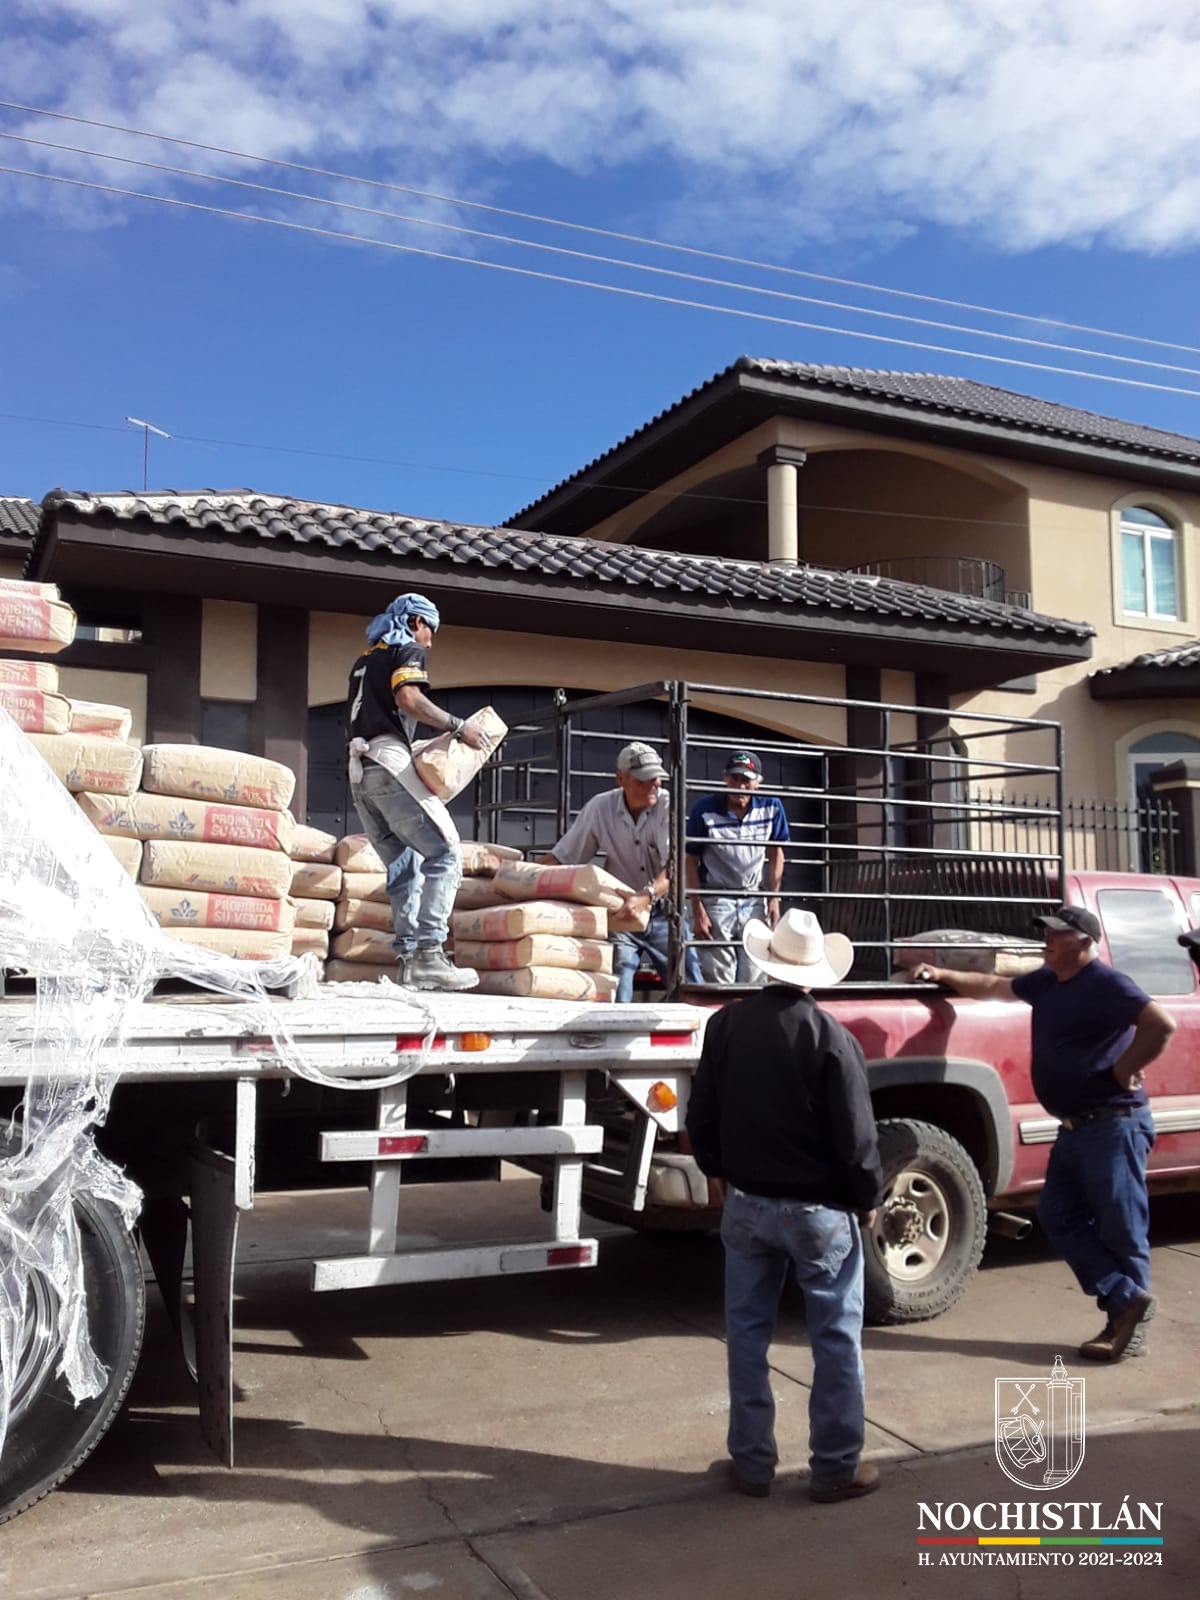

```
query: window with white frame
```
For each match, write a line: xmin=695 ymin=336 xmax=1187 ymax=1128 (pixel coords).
xmin=1121 ymin=505 xmax=1180 ymax=620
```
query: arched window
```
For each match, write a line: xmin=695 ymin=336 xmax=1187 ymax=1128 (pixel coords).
xmin=1121 ymin=505 xmax=1180 ymax=620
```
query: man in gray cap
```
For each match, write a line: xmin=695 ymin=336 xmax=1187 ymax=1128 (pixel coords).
xmin=542 ymin=740 xmax=700 ymax=1000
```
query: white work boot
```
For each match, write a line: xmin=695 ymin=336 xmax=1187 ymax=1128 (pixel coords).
xmin=410 ymin=946 xmax=478 ymax=991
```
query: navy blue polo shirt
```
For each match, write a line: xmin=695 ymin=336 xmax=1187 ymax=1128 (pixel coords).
xmin=1011 ymin=960 xmax=1151 ymax=1118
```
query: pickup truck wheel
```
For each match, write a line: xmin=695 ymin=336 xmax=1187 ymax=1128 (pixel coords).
xmin=863 ymin=1119 xmax=987 ymax=1325
xmin=0 ymin=1176 xmax=145 ymax=1525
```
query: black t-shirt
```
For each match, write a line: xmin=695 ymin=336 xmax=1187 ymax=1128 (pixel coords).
xmin=347 ymin=642 xmax=429 ymax=749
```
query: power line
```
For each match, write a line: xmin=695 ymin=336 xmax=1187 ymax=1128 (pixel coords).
xmin=3 ymin=96 xmax=1198 ymax=361
xmin=5 ymin=161 xmax=1200 ymax=403
xmin=4 ymin=128 xmax=1199 ymax=382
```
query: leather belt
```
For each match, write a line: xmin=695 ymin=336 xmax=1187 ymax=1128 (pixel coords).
xmin=1058 ymin=1104 xmax=1135 ymax=1133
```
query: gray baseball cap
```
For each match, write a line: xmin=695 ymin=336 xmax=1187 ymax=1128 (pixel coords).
xmin=617 ymin=741 xmax=668 ymax=781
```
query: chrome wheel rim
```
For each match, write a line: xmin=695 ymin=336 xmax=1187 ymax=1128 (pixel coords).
xmin=873 ymin=1168 xmax=951 ymax=1282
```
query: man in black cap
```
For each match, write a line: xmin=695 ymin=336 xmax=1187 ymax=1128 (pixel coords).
xmin=914 ymin=905 xmax=1176 ymax=1361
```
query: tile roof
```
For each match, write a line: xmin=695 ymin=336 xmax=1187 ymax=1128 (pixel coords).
xmin=1094 ymin=640 xmax=1200 ymax=675
xmin=0 ymin=497 xmax=39 ymax=544
xmin=509 ymin=356 xmax=1200 ymax=525
xmin=43 ymin=489 xmax=1094 ymax=641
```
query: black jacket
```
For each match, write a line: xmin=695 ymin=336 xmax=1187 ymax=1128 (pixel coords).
xmin=685 ymin=987 xmax=883 ymax=1213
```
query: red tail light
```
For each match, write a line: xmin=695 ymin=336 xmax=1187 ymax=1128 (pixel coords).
xmin=547 ymin=1244 xmax=594 ymax=1266
xmin=650 ymin=1032 xmax=693 ymax=1047
xmin=379 ymin=1134 xmax=428 ymax=1154
xmin=396 ymin=1034 xmax=446 ymax=1051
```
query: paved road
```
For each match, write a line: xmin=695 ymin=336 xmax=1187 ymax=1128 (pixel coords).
xmin=3 ymin=1178 xmax=1197 ymax=1599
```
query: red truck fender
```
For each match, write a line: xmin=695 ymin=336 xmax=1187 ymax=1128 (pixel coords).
xmin=862 ymin=1056 xmax=1014 ymax=1198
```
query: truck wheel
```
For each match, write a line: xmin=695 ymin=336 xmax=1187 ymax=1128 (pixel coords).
xmin=0 ymin=1181 xmax=145 ymax=1524
xmin=863 ymin=1119 xmax=986 ymax=1326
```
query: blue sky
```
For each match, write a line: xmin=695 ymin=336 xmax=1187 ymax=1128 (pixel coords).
xmin=3 ymin=1 xmax=1200 ymax=529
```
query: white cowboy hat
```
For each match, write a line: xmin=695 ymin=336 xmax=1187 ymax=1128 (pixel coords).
xmin=742 ymin=908 xmax=854 ymax=989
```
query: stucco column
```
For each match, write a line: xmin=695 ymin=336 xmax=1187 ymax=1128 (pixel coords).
xmin=757 ymin=445 xmax=806 ymax=564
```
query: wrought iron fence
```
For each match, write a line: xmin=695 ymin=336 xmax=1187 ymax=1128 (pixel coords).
xmin=972 ymin=789 xmax=1180 ymax=875
xmin=842 ymin=555 xmax=1007 ymax=602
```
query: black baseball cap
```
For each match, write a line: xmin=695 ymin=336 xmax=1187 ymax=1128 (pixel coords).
xmin=725 ymin=750 xmax=762 ymax=777
xmin=1033 ymin=905 xmax=1102 ymax=943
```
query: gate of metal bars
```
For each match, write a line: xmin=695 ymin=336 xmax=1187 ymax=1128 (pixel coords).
xmin=473 ymin=681 xmax=1065 ymax=993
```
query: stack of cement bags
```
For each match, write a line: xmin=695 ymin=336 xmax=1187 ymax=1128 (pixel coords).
xmin=288 ymin=824 xmax=341 ymax=965
xmin=80 ymin=744 xmax=299 ymax=960
xmin=0 ymin=577 xmax=76 ymax=655
xmin=451 ymin=859 xmax=627 ymax=1001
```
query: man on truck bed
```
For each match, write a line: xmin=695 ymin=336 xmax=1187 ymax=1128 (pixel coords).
xmin=347 ymin=592 xmax=485 ymax=992
xmin=914 ymin=905 xmax=1176 ymax=1362
xmin=686 ymin=908 xmax=883 ymax=1503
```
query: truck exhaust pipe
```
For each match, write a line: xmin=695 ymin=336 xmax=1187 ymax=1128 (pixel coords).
xmin=989 ymin=1211 xmax=1033 ymax=1241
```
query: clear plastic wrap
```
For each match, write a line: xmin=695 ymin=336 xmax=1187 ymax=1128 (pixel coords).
xmin=0 ymin=709 xmax=434 ymax=1465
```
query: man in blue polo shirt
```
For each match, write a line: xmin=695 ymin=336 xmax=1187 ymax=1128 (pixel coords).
xmin=686 ymin=751 xmax=790 ymax=984
xmin=913 ymin=905 xmax=1176 ymax=1362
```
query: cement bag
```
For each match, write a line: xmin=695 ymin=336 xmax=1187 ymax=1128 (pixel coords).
xmin=77 ymin=790 xmax=294 ymax=853
xmin=293 ymin=896 xmax=336 ymax=930
xmin=336 ymin=833 xmax=384 ymax=872
xmin=325 ymin=959 xmax=396 ymax=984
xmin=101 ymin=834 xmax=143 ymax=880
xmin=162 ymin=926 xmax=292 ymax=960
xmin=291 ymin=926 xmax=330 ymax=959
xmin=141 ymin=839 xmax=293 ymax=899
xmin=332 ymin=927 xmax=395 ymax=963
xmin=609 ymin=901 xmax=652 ymax=934
xmin=460 ymin=839 xmax=523 ymax=875
xmin=413 ymin=707 xmax=507 ymax=802
xmin=291 ymin=823 xmax=338 ymax=863
xmin=290 ymin=860 xmax=343 ymax=900
xmin=67 ymin=699 xmax=133 ymax=740
xmin=334 ymin=897 xmax=393 ymax=933
xmin=0 ymin=591 xmax=76 ymax=654
xmin=0 ymin=576 xmax=59 ymax=598
xmin=0 ymin=658 xmax=59 ymax=691
xmin=893 ymin=930 xmax=1043 ymax=978
xmin=494 ymin=859 xmax=631 ymax=910
xmin=473 ymin=968 xmax=616 ymax=1002
xmin=342 ymin=870 xmax=389 ymax=903
xmin=27 ymin=732 xmax=143 ymax=795
xmin=455 ymin=935 xmax=613 ymax=973
xmin=0 ymin=686 xmax=71 ymax=734
xmin=454 ymin=877 xmax=508 ymax=911
xmin=140 ymin=885 xmax=297 ymax=933
xmin=452 ymin=901 xmax=609 ymax=941
xmin=142 ymin=743 xmax=296 ymax=811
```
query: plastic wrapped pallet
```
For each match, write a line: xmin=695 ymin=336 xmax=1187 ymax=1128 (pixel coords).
xmin=290 ymin=860 xmax=343 ymax=901
xmin=77 ymin=790 xmax=295 ymax=852
xmin=140 ymin=885 xmax=297 ymax=934
xmin=67 ymin=698 xmax=133 ymax=741
xmin=0 ymin=588 xmax=76 ymax=655
xmin=454 ymin=877 xmax=508 ymax=911
xmin=473 ymin=968 xmax=616 ymax=1002
xmin=452 ymin=901 xmax=608 ymax=941
xmin=336 ymin=833 xmax=384 ymax=872
xmin=334 ymin=897 xmax=393 ymax=934
xmin=413 ymin=707 xmax=507 ymax=801
xmin=290 ymin=823 xmax=338 ymax=863
xmin=459 ymin=839 xmax=523 ymax=875
xmin=291 ymin=926 xmax=330 ymax=960
xmin=161 ymin=925 xmax=293 ymax=960
xmin=455 ymin=935 xmax=613 ymax=973
xmin=493 ymin=859 xmax=631 ymax=910
xmin=342 ymin=869 xmax=389 ymax=904
xmin=0 ymin=685 xmax=72 ymax=734
xmin=293 ymin=895 xmax=336 ymax=930
xmin=27 ymin=731 xmax=143 ymax=795
xmin=140 ymin=839 xmax=293 ymax=899
xmin=331 ymin=927 xmax=396 ymax=964
xmin=102 ymin=834 xmax=143 ymax=880
xmin=0 ymin=657 xmax=59 ymax=691
xmin=325 ymin=959 xmax=396 ymax=984
xmin=142 ymin=743 xmax=296 ymax=811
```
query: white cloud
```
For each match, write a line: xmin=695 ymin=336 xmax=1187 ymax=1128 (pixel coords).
xmin=3 ymin=0 xmax=1200 ymax=253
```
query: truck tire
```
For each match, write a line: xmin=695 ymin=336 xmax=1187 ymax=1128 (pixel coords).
xmin=0 ymin=1179 xmax=145 ymax=1524
xmin=863 ymin=1118 xmax=987 ymax=1326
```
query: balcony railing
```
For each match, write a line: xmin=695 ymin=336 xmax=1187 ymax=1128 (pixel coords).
xmin=844 ymin=555 xmax=1007 ymax=603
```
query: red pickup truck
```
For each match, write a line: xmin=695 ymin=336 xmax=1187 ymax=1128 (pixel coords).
xmin=628 ymin=869 xmax=1200 ymax=1325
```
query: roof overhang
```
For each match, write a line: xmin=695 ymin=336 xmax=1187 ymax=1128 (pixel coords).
xmin=1090 ymin=664 xmax=1200 ymax=701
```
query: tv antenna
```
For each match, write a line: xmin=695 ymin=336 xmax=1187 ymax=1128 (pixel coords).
xmin=124 ymin=415 xmax=171 ymax=490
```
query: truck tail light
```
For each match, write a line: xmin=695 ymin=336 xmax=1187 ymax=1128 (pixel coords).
xmin=547 ymin=1244 xmax=593 ymax=1266
xmin=648 ymin=1080 xmax=678 ymax=1111
xmin=650 ymin=1032 xmax=693 ymax=1047
xmin=396 ymin=1034 xmax=446 ymax=1051
xmin=458 ymin=1032 xmax=492 ymax=1052
xmin=379 ymin=1134 xmax=428 ymax=1154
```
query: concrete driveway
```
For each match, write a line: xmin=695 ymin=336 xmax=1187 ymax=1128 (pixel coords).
xmin=2 ymin=1176 xmax=1196 ymax=1599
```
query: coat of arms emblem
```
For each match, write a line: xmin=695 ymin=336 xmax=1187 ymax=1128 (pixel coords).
xmin=995 ymin=1355 xmax=1085 ymax=1491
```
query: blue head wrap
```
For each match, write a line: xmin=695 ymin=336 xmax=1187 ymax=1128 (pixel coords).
xmin=366 ymin=592 xmax=440 ymax=648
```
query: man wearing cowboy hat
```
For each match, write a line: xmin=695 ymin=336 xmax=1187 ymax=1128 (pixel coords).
xmin=686 ymin=908 xmax=883 ymax=1503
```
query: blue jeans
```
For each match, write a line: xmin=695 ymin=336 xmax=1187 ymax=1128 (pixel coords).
xmin=721 ymin=1187 xmax=865 ymax=1492
xmin=351 ymin=763 xmax=462 ymax=955
xmin=611 ymin=912 xmax=702 ymax=1002
xmin=698 ymin=895 xmax=766 ymax=985
xmin=1037 ymin=1107 xmax=1156 ymax=1314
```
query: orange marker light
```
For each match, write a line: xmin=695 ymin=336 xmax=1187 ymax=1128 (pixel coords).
xmin=648 ymin=1080 xmax=678 ymax=1112
xmin=458 ymin=1032 xmax=493 ymax=1052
